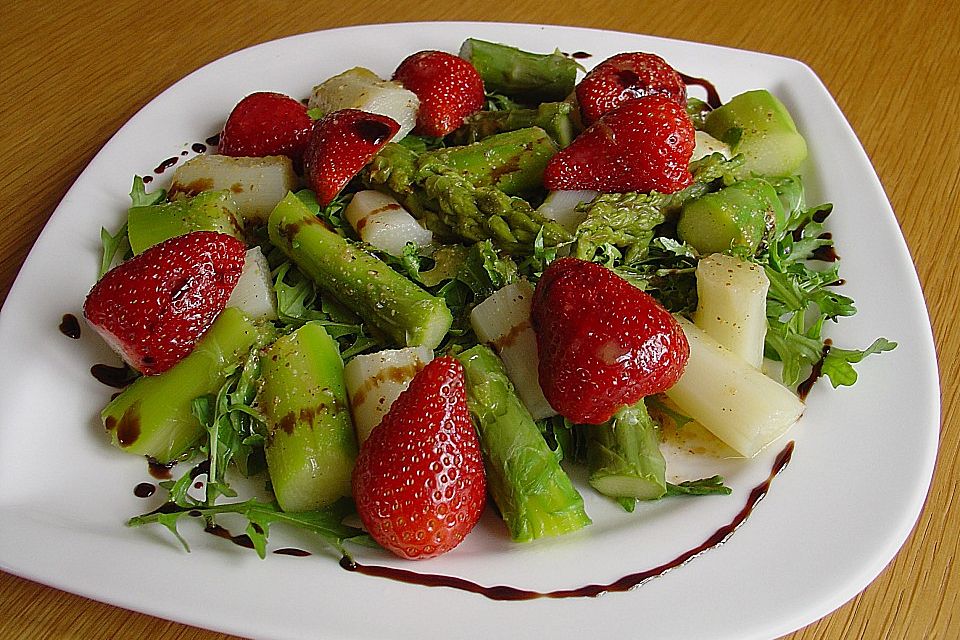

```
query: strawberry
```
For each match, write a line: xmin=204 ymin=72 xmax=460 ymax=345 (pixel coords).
xmin=352 ymin=356 xmax=486 ymax=560
xmin=576 ymin=52 xmax=686 ymax=126
xmin=531 ymin=257 xmax=689 ymax=425
xmin=83 ymin=231 xmax=246 ymax=376
xmin=302 ymin=109 xmax=400 ymax=207
xmin=542 ymin=95 xmax=695 ymax=194
xmin=392 ymin=50 xmax=485 ymax=137
xmin=218 ymin=91 xmax=314 ymax=161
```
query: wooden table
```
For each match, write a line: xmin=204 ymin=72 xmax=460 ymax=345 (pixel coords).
xmin=1 ymin=1 xmax=956 ymax=638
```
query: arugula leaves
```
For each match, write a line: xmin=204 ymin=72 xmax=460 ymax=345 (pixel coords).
xmin=97 ymin=176 xmax=164 ymax=277
xmin=128 ymin=497 xmax=372 ymax=559
xmin=762 ymin=189 xmax=896 ymax=388
xmin=666 ymin=476 xmax=733 ymax=497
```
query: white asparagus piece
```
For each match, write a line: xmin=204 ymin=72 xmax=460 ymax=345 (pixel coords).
xmin=470 ymin=280 xmax=557 ymax=420
xmin=693 ymin=253 xmax=770 ymax=369
xmin=536 ymin=190 xmax=598 ymax=233
xmin=309 ymin=67 xmax=419 ymax=141
xmin=169 ymin=154 xmax=299 ymax=225
xmin=344 ymin=190 xmax=433 ymax=256
xmin=692 ymin=130 xmax=732 ymax=161
xmin=665 ymin=318 xmax=804 ymax=458
xmin=343 ymin=346 xmax=433 ymax=444
xmin=226 ymin=247 xmax=278 ymax=321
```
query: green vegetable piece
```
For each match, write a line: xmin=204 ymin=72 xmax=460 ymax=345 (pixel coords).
xmin=268 ymin=192 xmax=453 ymax=349
xmin=585 ymin=401 xmax=666 ymax=502
xmin=677 ymin=178 xmax=785 ymax=254
xmin=704 ymin=90 xmax=808 ymax=177
xmin=128 ymin=496 xmax=371 ymax=558
xmin=574 ymin=192 xmax=668 ymax=263
xmin=258 ymin=322 xmax=358 ymax=512
xmin=102 ymin=308 xmax=264 ymax=463
xmin=459 ymin=38 xmax=579 ymax=103
xmin=455 ymin=102 xmax=578 ymax=148
xmin=424 ymin=127 xmax=558 ymax=195
xmin=127 ymin=190 xmax=244 ymax=254
xmin=457 ymin=345 xmax=591 ymax=542
xmin=364 ymin=141 xmax=573 ymax=255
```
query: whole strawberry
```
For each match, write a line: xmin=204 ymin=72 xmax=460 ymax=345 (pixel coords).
xmin=543 ymin=95 xmax=695 ymax=194
xmin=576 ymin=52 xmax=686 ymax=126
xmin=83 ymin=231 xmax=246 ymax=376
xmin=303 ymin=109 xmax=400 ymax=206
xmin=392 ymin=50 xmax=485 ymax=137
xmin=219 ymin=91 xmax=314 ymax=161
xmin=532 ymin=257 xmax=689 ymax=424
xmin=352 ymin=356 xmax=486 ymax=560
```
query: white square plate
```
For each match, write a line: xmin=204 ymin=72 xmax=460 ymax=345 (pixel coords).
xmin=0 ymin=22 xmax=938 ymax=640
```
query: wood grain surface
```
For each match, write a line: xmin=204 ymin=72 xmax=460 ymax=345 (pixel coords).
xmin=1 ymin=1 xmax=956 ymax=638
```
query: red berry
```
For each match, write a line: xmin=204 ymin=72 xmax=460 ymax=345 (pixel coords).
xmin=543 ymin=95 xmax=695 ymax=194
xmin=576 ymin=52 xmax=686 ymax=126
xmin=219 ymin=92 xmax=313 ymax=161
xmin=393 ymin=50 xmax=485 ymax=137
xmin=303 ymin=109 xmax=399 ymax=207
xmin=352 ymin=357 xmax=486 ymax=560
xmin=532 ymin=257 xmax=689 ymax=424
xmin=83 ymin=231 xmax=246 ymax=376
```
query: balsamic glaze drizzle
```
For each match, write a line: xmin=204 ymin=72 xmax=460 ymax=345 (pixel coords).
xmin=678 ymin=72 xmax=722 ymax=108
xmin=58 ymin=313 xmax=81 ymax=339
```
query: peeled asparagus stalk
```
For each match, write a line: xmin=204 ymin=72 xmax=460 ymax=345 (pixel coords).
xmin=309 ymin=67 xmax=419 ymax=141
xmin=693 ymin=253 xmax=769 ymax=368
xmin=226 ymin=247 xmax=278 ymax=321
xmin=665 ymin=318 xmax=804 ymax=458
xmin=469 ymin=280 xmax=556 ymax=420
xmin=169 ymin=154 xmax=299 ymax=225
xmin=344 ymin=190 xmax=433 ymax=256
xmin=343 ymin=346 xmax=433 ymax=443
xmin=536 ymin=190 xmax=597 ymax=233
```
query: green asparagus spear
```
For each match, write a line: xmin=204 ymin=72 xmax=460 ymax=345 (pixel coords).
xmin=364 ymin=140 xmax=573 ymax=255
xmin=424 ymin=127 xmax=559 ymax=195
xmin=258 ymin=322 xmax=358 ymax=512
xmin=704 ymin=90 xmax=808 ymax=177
xmin=456 ymin=345 xmax=591 ymax=541
xmin=453 ymin=102 xmax=578 ymax=147
xmin=677 ymin=177 xmax=785 ymax=254
xmin=268 ymin=192 xmax=453 ymax=349
xmin=459 ymin=38 xmax=580 ymax=103
xmin=585 ymin=401 xmax=667 ymax=503
xmin=102 ymin=307 xmax=265 ymax=463
xmin=127 ymin=190 xmax=244 ymax=254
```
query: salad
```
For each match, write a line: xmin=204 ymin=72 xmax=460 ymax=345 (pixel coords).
xmin=83 ymin=38 xmax=894 ymax=569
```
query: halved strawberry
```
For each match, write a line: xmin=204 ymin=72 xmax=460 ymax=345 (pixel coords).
xmin=532 ymin=257 xmax=689 ymax=424
xmin=392 ymin=50 xmax=485 ymax=137
xmin=576 ymin=52 xmax=686 ymax=126
xmin=302 ymin=109 xmax=400 ymax=206
xmin=352 ymin=356 xmax=486 ymax=560
xmin=83 ymin=231 xmax=246 ymax=376
xmin=218 ymin=91 xmax=314 ymax=161
xmin=543 ymin=95 xmax=695 ymax=194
